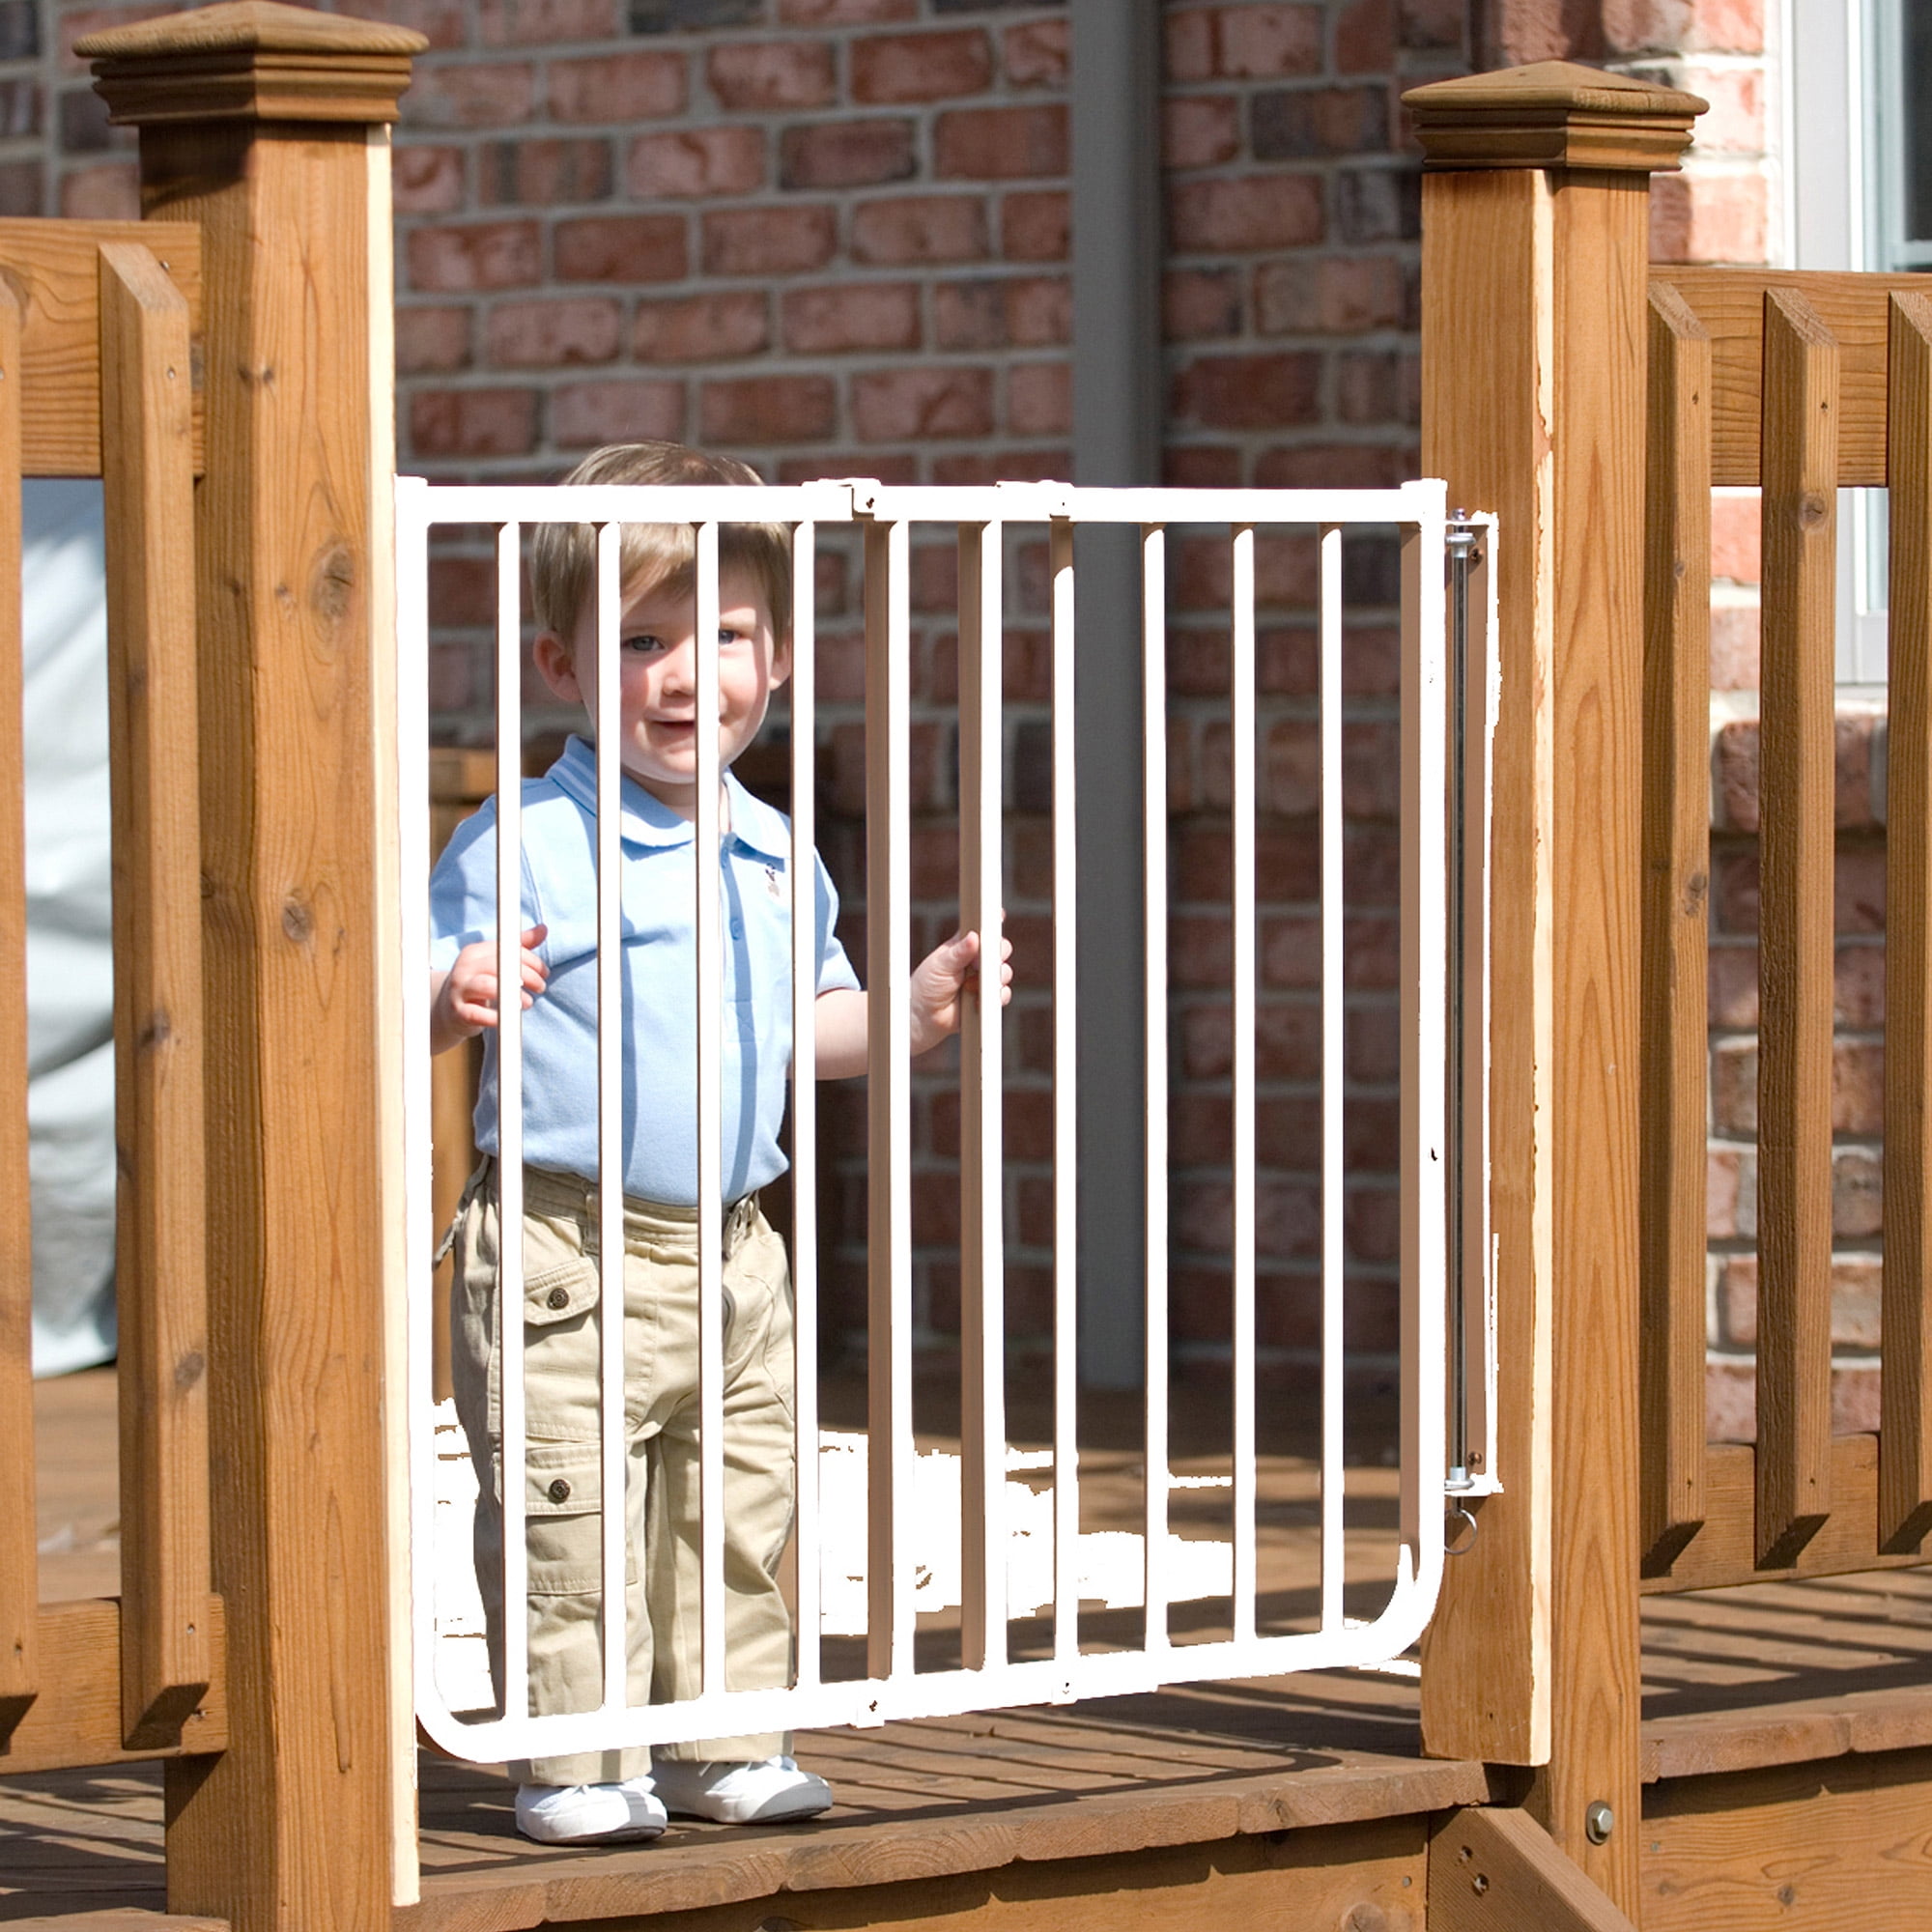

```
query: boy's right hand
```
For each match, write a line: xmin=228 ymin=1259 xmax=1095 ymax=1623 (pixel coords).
xmin=430 ymin=924 xmax=549 ymax=1054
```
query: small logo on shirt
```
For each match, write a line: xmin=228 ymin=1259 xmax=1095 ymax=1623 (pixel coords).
xmin=764 ymin=865 xmax=783 ymax=901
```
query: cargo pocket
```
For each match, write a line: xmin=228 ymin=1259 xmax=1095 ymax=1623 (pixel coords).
xmin=519 ymin=1258 xmax=606 ymax=1444
xmin=521 ymin=1440 xmax=635 ymax=1596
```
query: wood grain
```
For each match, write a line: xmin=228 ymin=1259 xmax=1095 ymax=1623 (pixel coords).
xmin=1416 ymin=164 xmax=1554 ymax=1773
xmin=0 ymin=272 xmax=31 ymax=1738
xmin=1643 ymin=1745 xmax=1932 ymax=1931
xmin=128 ymin=114 xmax=397 ymax=1932
xmin=0 ymin=1598 xmax=226 ymax=1775
xmin=99 ymin=241 xmax=211 ymax=1754
xmin=1882 ymin=292 xmax=1932 ymax=1553
xmin=1430 ymin=1806 xmax=1639 ymax=1932
xmin=1527 ymin=168 xmax=1648 ymax=1913
xmin=1753 ymin=287 xmax=1838 ymax=1570
xmin=0 ymin=219 xmax=200 ymax=476
xmin=1656 ymin=265 xmax=1932 ymax=486
xmin=1638 ymin=281 xmax=1712 ymax=1574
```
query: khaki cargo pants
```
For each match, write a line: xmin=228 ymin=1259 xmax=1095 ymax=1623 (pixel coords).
xmin=449 ymin=1160 xmax=796 ymax=1785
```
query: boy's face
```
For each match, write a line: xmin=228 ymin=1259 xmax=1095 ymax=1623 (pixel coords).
xmin=533 ymin=566 xmax=789 ymax=817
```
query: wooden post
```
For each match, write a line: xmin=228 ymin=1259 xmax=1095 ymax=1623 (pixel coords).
xmin=1404 ymin=62 xmax=1703 ymax=1912
xmin=78 ymin=7 xmax=423 ymax=1928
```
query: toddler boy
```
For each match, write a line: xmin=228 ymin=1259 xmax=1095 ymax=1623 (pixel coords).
xmin=429 ymin=441 xmax=1006 ymax=1845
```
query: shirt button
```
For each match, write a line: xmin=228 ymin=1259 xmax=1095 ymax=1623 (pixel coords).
xmin=546 ymin=1286 xmax=569 ymax=1311
xmin=731 ymin=920 xmax=745 ymax=938
xmin=547 ymin=1478 xmax=572 ymax=1504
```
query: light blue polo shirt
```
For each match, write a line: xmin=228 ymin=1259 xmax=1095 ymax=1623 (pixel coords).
xmin=429 ymin=735 xmax=859 ymax=1207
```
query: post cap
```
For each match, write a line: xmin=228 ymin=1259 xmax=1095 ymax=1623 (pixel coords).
xmin=78 ymin=1 xmax=427 ymax=127
xmin=1403 ymin=61 xmax=1706 ymax=174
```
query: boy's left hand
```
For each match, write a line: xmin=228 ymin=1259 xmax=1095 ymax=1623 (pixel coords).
xmin=909 ymin=926 xmax=1014 ymax=1057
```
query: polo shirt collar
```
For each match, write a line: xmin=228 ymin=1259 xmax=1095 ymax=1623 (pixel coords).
xmin=548 ymin=734 xmax=791 ymax=863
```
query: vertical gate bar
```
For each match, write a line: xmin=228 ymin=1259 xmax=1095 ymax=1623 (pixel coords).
xmin=1884 ymin=292 xmax=1932 ymax=1550
xmin=1639 ymin=284 xmax=1713 ymax=1569
xmin=1229 ymin=525 xmax=1258 ymax=1643
xmin=497 ymin=520 xmax=531 ymax=1719
xmin=1320 ymin=524 xmax=1346 ymax=1632
xmin=595 ymin=522 xmax=628 ymax=1712
xmin=1050 ymin=514 xmax=1082 ymax=1662
xmin=1140 ymin=524 xmax=1169 ymax=1655
xmin=865 ymin=517 xmax=915 ymax=1679
xmin=789 ymin=519 xmax=823 ymax=1683
xmin=695 ymin=521 xmax=725 ymax=1694
xmin=958 ymin=519 xmax=1007 ymax=1671
xmin=0 ymin=277 xmax=31 ymax=1726
xmin=1755 ymin=288 xmax=1838 ymax=1567
xmin=99 ymin=242 xmax=211 ymax=1746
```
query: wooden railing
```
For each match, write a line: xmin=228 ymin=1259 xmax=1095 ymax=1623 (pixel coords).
xmin=0 ymin=217 xmax=216 ymax=1772
xmin=1640 ymin=268 xmax=1932 ymax=1592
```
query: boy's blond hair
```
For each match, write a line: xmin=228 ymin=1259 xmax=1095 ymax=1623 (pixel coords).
xmin=529 ymin=441 xmax=791 ymax=646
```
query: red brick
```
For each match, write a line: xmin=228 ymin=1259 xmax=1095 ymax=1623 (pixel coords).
xmin=411 ymin=387 xmax=539 ymax=459
xmin=554 ymin=213 xmax=688 ymax=283
xmin=480 ymin=137 xmax=612 ymax=207
xmin=333 ymin=0 xmax=466 ymax=47
xmin=1008 ymin=361 xmax=1069 ymax=437
xmin=548 ymin=49 xmax=686 ymax=123
xmin=407 ymin=220 xmax=542 ymax=293
xmin=412 ymin=61 xmax=536 ymax=128
xmin=634 ymin=291 xmax=770 ymax=362
xmin=1399 ymin=0 xmax=1464 ymax=48
xmin=1000 ymin=190 xmax=1068 ymax=262
xmin=1710 ymin=602 xmax=1759 ymax=690
xmin=778 ymin=449 xmax=920 ymax=485
xmin=782 ymin=281 xmax=922 ymax=354
xmin=1833 ymin=1038 xmax=1885 ymax=1134
xmin=484 ymin=297 xmax=621 ymax=369
xmin=1175 ymin=352 xmax=1321 ymax=430
xmin=1838 ymin=943 xmax=1884 ymax=1027
xmin=851 ymin=194 xmax=989 ymax=266
xmin=393 ymin=144 xmax=465 ymax=214
xmin=852 ymin=29 xmax=992 ymax=104
xmin=780 ymin=0 xmax=915 ymax=18
xmin=1005 ymin=276 xmax=1070 ymax=345
xmin=700 ymin=375 xmax=838 ymax=445
xmin=780 ymin=119 xmax=916 ymax=191
xmin=428 ymin=554 xmax=498 ymax=628
xmin=1710 ymin=491 xmax=1760 ymax=580
xmin=627 ymin=126 xmax=765 ymax=199
xmin=703 ymin=203 xmax=838 ymax=275
xmin=935 ymin=104 xmax=1068 ymax=181
xmin=1256 ymin=254 xmax=1405 ymax=333
xmin=1602 ymin=0 xmax=1763 ymax=55
xmin=1337 ymin=0 xmax=1396 ymax=70
xmin=1165 ymin=444 xmax=1243 ymax=487
xmin=1164 ymin=96 xmax=1241 ymax=170
xmin=396 ymin=305 xmax=471 ymax=375
xmin=853 ymin=366 xmax=994 ymax=442
xmin=1837 ymin=844 xmax=1886 ymax=933
xmin=1170 ymin=175 xmax=1323 ymax=252
xmin=934 ymin=280 xmax=1009 ymax=350
xmin=1167 ymin=4 xmax=1323 ymax=79
xmin=1164 ymin=268 xmax=1242 ymax=339
xmin=1004 ymin=19 xmax=1067 ymax=88
xmin=60 ymin=162 xmax=135 ymax=218
xmin=707 ymin=39 xmax=836 ymax=109
xmin=930 ymin=448 xmax=1070 ymax=485
xmin=1650 ymin=169 xmax=1768 ymax=268
xmin=1255 ymin=442 xmax=1407 ymax=488
xmin=479 ymin=0 xmax=617 ymax=43
xmin=551 ymin=379 xmax=684 ymax=449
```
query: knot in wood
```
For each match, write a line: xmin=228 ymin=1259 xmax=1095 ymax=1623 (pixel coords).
xmin=1796 ymin=493 xmax=1830 ymax=530
xmin=138 ymin=1006 xmax=172 ymax=1052
xmin=174 ymin=1350 xmax=205 ymax=1392
xmin=310 ymin=541 xmax=356 ymax=636
xmin=281 ymin=896 xmax=313 ymax=945
xmin=1341 ymin=1904 xmax=1388 ymax=1932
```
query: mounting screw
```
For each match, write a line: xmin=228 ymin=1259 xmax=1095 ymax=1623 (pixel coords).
xmin=1585 ymin=1801 xmax=1615 ymax=1845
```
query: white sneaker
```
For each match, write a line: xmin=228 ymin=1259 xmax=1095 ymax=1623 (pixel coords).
xmin=649 ymin=1754 xmax=834 ymax=1825
xmin=515 ymin=1776 xmax=668 ymax=1845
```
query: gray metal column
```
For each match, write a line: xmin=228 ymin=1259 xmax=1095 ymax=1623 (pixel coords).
xmin=1070 ymin=0 xmax=1162 ymax=1390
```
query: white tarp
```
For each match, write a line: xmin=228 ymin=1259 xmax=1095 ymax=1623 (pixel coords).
xmin=23 ymin=479 xmax=116 ymax=1378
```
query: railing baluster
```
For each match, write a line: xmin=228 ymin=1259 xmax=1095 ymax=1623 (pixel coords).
xmin=1640 ymin=283 xmax=1714 ymax=1571
xmin=1884 ymin=292 xmax=1932 ymax=1551
xmin=99 ymin=241 xmax=210 ymax=1747
xmin=789 ymin=519 xmax=823 ymax=1685
xmin=595 ymin=522 xmax=628 ymax=1713
xmin=497 ymin=519 xmax=530 ymax=1720
xmin=1139 ymin=524 xmax=1167 ymax=1657
xmin=1230 ymin=526 xmax=1258 ymax=1643
xmin=0 ymin=276 xmax=30 ymax=1735
xmin=1756 ymin=287 xmax=1839 ymax=1567
xmin=958 ymin=518 xmax=1007 ymax=1671
xmin=695 ymin=520 xmax=724 ymax=1697
xmin=1320 ymin=524 xmax=1346 ymax=1632
xmin=865 ymin=515 xmax=915 ymax=1680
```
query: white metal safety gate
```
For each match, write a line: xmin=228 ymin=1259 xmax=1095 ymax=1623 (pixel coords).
xmin=396 ymin=475 xmax=1485 ymax=1768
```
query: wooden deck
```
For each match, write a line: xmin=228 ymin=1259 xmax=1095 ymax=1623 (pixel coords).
xmin=14 ymin=1368 xmax=1932 ymax=1926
